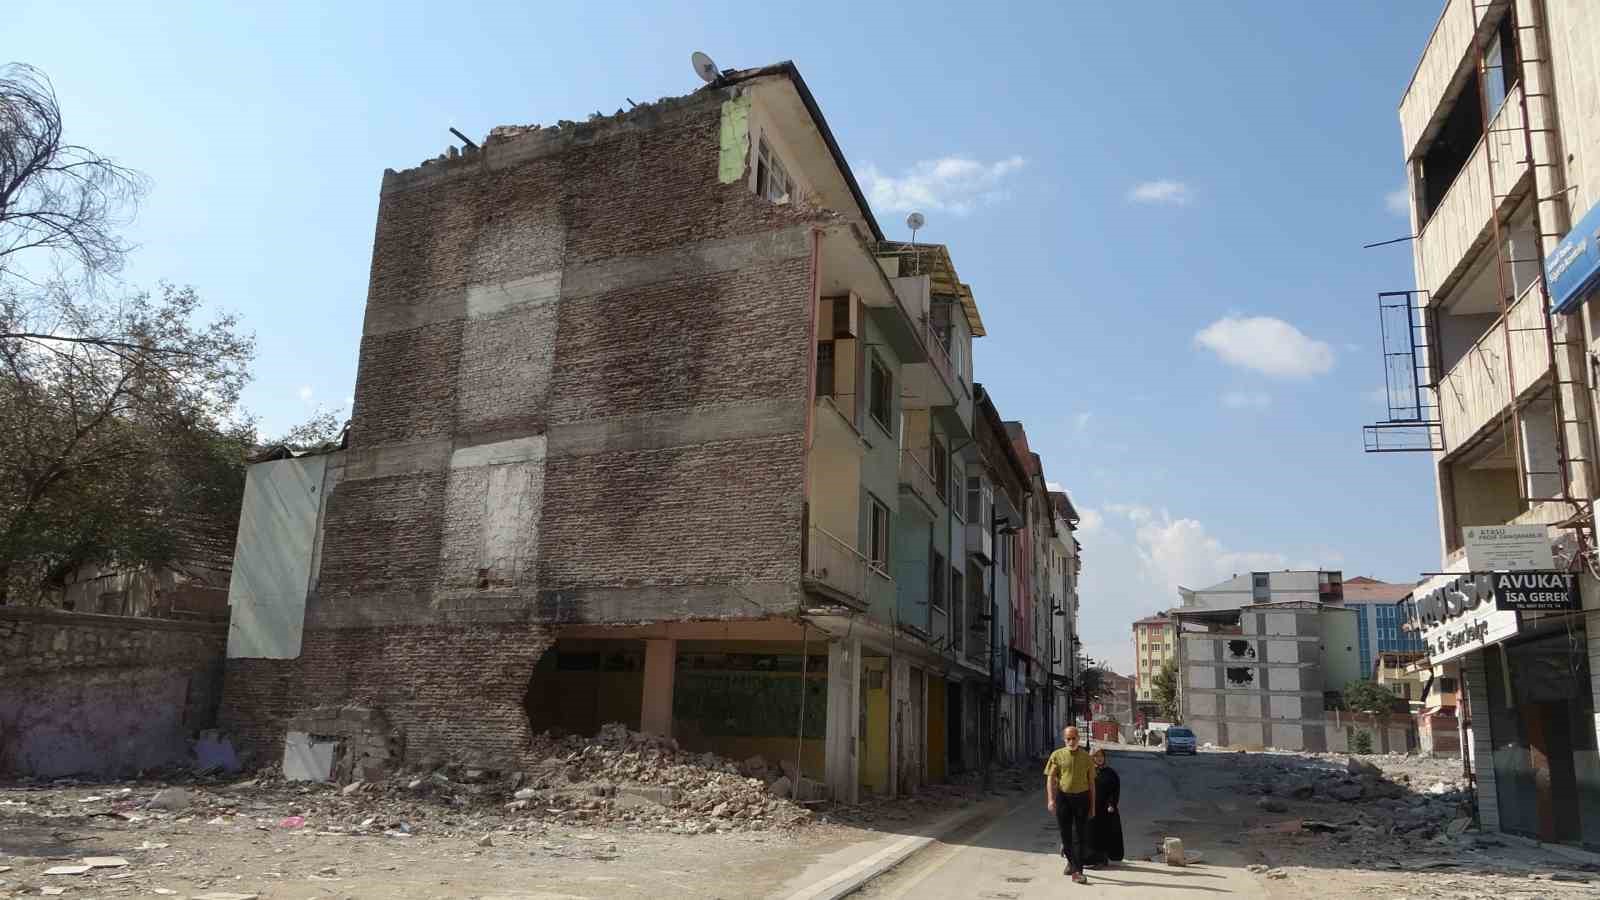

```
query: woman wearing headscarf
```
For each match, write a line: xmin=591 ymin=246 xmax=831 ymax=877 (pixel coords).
xmin=1084 ymin=747 xmax=1123 ymax=866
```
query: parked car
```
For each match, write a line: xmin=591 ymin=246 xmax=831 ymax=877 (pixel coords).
xmin=1165 ymin=726 xmax=1198 ymax=755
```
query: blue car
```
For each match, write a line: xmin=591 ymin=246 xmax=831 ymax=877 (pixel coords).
xmin=1165 ymin=726 xmax=1198 ymax=756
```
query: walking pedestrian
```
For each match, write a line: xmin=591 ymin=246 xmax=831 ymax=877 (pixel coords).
xmin=1044 ymin=725 xmax=1095 ymax=884
xmin=1083 ymin=747 xmax=1124 ymax=867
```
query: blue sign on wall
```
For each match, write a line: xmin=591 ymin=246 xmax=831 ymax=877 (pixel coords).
xmin=1548 ymin=201 xmax=1600 ymax=314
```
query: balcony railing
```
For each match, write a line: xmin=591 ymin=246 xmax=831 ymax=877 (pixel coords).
xmin=1416 ymin=83 xmax=1528 ymax=300
xmin=803 ymin=526 xmax=871 ymax=609
xmin=922 ymin=316 xmax=957 ymax=393
xmin=965 ymin=521 xmax=993 ymax=563
xmin=898 ymin=447 xmax=943 ymax=511
xmin=1438 ymin=283 xmax=1550 ymax=452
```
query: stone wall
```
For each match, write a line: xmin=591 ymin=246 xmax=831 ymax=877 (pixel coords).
xmin=0 ymin=607 xmax=226 ymax=776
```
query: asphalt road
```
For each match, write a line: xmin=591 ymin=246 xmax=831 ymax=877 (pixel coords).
xmin=851 ymin=747 xmax=1273 ymax=898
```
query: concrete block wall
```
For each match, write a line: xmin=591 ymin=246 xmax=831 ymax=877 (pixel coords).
xmin=223 ymin=84 xmax=836 ymax=768
xmin=1179 ymin=609 xmax=1331 ymax=751
xmin=0 ymin=608 xmax=226 ymax=776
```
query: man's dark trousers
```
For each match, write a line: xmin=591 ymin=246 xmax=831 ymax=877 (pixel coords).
xmin=1055 ymin=789 xmax=1091 ymax=872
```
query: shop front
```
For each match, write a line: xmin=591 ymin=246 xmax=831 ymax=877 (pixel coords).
xmin=1411 ymin=565 xmax=1600 ymax=849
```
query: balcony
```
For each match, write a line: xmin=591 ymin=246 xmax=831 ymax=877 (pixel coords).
xmin=803 ymin=526 xmax=871 ymax=610
xmin=965 ymin=521 xmax=994 ymax=564
xmin=1438 ymin=283 xmax=1551 ymax=453
xmin=898 ymin=447 xmax=943 ymax=515
xmin=1416 ymin=83 xmax=1529 ymax=300
xmin=1399 ymin=0 xmax=1507 ymax=160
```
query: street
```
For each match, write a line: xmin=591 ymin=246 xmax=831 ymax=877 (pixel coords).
xmin=853 ymin=748 xmax=1269 ymax=898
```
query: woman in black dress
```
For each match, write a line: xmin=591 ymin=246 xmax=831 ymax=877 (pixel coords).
xmin=1084 ymin=747 xmax=1124 ymax=866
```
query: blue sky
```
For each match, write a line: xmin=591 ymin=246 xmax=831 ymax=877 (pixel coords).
xmin=15 ymin=1 xmax=1446 ymax=673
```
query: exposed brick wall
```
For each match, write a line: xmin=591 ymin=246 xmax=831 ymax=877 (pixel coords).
xmin=539 ymin=435 xmax=806 ymax=589
xmin=317 ymin=472 xmax=446 ymax=603
xmin=350 ymin=322 xmax=463 ymax=446
xmin=225 ymin=82 xmax=828 ymax=768
xmin=0 ymin=608 xmax=226 ymax=776
xmin=222 ymin=624 xmax=552 ymax=769
xmin=546 ymin=260 xmax=810 ymax=423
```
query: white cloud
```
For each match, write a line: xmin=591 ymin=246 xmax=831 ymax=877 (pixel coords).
xmin=1220 ymin=390 xmax=1272 ymax=409
xmin=1075 ymin=504 xmax=1320 ymax=673
xmin=298 ymin=385 xmax=314 ymax=402
xmin=1194 ymin=315 xmax=1335 ymax=379
xmin=342 ymin=395 xmax=354 ymax=408
xmin=1385 ymin=188 xmax=1410 ymax=217
xmin=1128 ymin=180 xmax=1193 ymax=206
xmin=1364 ymin=385 xmax=1390 ymax=408
xmin=862 ymin=155 xmax=1026 ymax=215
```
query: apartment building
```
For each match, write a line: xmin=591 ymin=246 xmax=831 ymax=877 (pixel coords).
xmin=1367 ymin=0 xmax=1600 ymax=848
xmin=1049 ymin=492 xmax=1082 ymax=734
xmin=218 ymin=61 xmax=1078 ymax=803
xmin=1178 ymin=570 xmax=1344 ymax=610
xmin=1342 ymin=576 xmax=1426 ymax=677
xmin=1093 ymin=670 xmax=1135 ymax=733
xmin=1132 ymin=613 xmax=1175 ymax=703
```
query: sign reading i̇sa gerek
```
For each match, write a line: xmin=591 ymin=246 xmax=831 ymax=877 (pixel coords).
xmin=1491 ymin=570 xmax=1581 ymax=612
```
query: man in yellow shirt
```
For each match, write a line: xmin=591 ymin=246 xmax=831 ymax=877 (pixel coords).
xmin=1044 ymin=725 xmax=1096 ymax=883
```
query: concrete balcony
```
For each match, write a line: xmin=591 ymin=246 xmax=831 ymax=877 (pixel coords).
xmin=898 ymin=447 xmax=943 ymax=516
xmin=1399 ymin=0 xmax=1507 ymax=161
xmin=803 ymin=526 xmax=871 ymax=611
xmin=964 ymin=521 xmax=993 ymax=564
xmin=1438 ymin=283 xmax=1551 ymax=453
xmin=1416 ymin=84 xmax=1529 ymax=302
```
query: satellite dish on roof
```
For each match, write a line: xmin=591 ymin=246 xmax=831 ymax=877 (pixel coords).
xmin=906 ymin=212 xmax=925 ymax=234
xmin=691 ymin=51 xmax=720 ymax=84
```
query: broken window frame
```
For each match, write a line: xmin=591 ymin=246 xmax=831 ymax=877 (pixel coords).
xmin=868 ymin=353 xmax=893 ymax=436
xmin=756 ymin=135 xmax=792 ymax=204
xmin=868 ymin=496 xmax=891 ymax=573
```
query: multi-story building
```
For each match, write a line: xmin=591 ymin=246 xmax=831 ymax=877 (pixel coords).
xmin=1342 ymin=576 xmax=1426 ymax=677
xmin=1132 ymin=613 xmax=1175 ymax=704
xmin=1094 ymin=670 xmax=1135 ymax=734
xmin=1367 ymin=0 xmax=1600 ymax=847
xmin=1048 ymin=492 xmax=1082 ymax=735
xmin=1178 ymin=570 xmax=1344 ymax=610
xmin=218 ymin=61 xmax=1080 ymax=804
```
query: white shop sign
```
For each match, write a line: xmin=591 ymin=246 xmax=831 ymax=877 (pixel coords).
xmin=1463 ymin=524 xmax=1555 ymax=572
xmin=1413 ymin=571 xmax=1520 ymax=664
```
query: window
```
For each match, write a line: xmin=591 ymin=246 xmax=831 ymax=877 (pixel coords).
xmin=755 ymin=135 xmax=792 ymax=203
xmin=869 ymin=498 xmax=890 ymax=571
xmin=1483 ymin=13 xmax=1520 ymax=116
xmin=951 ymin=460 xmax=966 ymax=522
xmin=1252 ymin=572 xmax=1270 ymax=602
xmin=815 ymin=341 xmax=835 ymax=398
xmin=931 ymin=435 xmax=948 ymax=501
xmin=930 ymin=551 xmax=947 ymax=611
xmin=868 ymin=354 xmax=893 ymax=434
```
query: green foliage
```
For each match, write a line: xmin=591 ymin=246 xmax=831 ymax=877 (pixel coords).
xmin=1153 ymin=658 xmax=1180 ymax=722
xmin=1075 ymin=665 xmax=1109 ymax=709
xmin=1343 ymin=679 xmax=1398 ymax=714
xmin=0 ymin=283 xmax=255 ymax=604
xmin=1350 ymin=729 xmax=1375 ymax=755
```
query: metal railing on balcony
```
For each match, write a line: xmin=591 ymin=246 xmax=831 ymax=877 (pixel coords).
xmin=803 ymin=526 xmax=872 ymax=609
xmin=898 ymin=447 xmax=943 ymax=511
xmin=922 ymin=316 xmax=957 ymax=392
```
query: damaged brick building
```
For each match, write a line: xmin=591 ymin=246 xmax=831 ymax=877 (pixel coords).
xmin=219 ymin=62 xmax=1080 ymax=803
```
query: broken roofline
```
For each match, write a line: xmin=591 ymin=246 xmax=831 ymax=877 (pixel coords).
xmin=406 ymin=60 xmax=885 ymax=243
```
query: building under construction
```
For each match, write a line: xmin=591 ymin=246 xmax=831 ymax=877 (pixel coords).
xmin=1366 ymin=0 xmax=1600 ymax=849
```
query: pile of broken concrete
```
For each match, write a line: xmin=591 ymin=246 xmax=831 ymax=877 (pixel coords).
xmin=1244 ymin=753 xmax=1475 ymax=841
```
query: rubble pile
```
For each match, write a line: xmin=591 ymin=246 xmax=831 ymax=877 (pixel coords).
xmin=1239 ymin=753 xmax=1474 ymax=836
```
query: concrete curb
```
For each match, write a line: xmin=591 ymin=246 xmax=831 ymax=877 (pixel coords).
xmin=776 ymin=793 xmax=1025 ymax=900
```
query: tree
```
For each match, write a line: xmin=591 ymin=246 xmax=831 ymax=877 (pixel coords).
xmin=1343 ymin=679 xmax=1398 ymax=714
xmin=0 ymin=282 xmax=254 ymax=604
xmin=1075 ymin=664 xmax=1109 ymax=711
xmin=1 ymin=63 xmax=147 ymax=284
xmin=1153 ymin=658 xmax=1180 ymax=722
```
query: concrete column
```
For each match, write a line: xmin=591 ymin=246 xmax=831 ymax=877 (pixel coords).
xmin=825 ymin=637 xmax=861 ymax=805
xmin=641 ymin=639 xmax=677 ymax=737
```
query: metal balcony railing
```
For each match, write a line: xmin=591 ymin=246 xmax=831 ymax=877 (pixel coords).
xmin=803 ymin=526 xmax=871 ymax=608
xmin=922 ymin=316 xmax=957 ymax=392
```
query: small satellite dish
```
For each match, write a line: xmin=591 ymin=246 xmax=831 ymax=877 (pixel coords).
xmin=906 ymin=212 xmax=925 ymax=233
xmin=691 ymin=51 xmax=720 ymax=84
